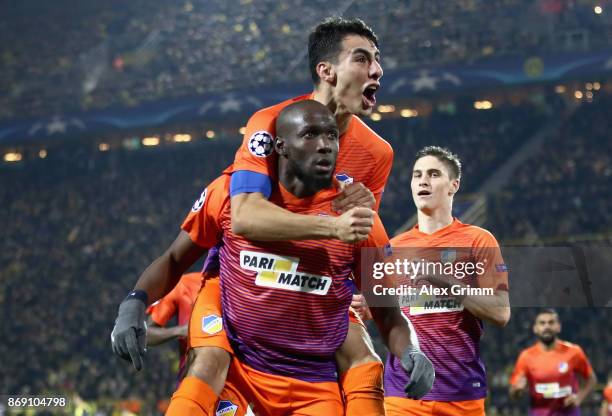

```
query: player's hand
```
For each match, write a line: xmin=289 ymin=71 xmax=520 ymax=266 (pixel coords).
xmin=332 ymin=207 xmax=374 ymax=243
xmin=401 ymin=346 xmax=435 ymax=399
xmin=563 ymin=393 xmax=580 ymax=408
xmin=332 ymin=182 xmax=375 ymax=213
xmin=111 ymin=297 xmax=147 ymax=371
xmin=513 ymin=374 xmax=528 ymax=392
xmin=351 ymin=294 xmax=373 ymax=320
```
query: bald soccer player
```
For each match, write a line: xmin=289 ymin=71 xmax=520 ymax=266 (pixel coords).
xmin=113 ymin=16 xmax=394 ymax=416
xmin=166 ymin=100 xmax=433 ymax=415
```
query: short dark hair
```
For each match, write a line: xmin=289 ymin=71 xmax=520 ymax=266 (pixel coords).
xmin=535 ymin=308 xmax=559 ymax=320
xmin=414 ymin=146 xmax=462 ymax=180
xmin=308 ymin=17 xmax=379 ymax=85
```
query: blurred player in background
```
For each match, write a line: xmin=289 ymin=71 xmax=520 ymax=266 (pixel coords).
xmin=354 ymin=146 xmax=510 ymax=416
xmin=601 ymin=373 xmax=612 ymax=416
xmin=510 ymin=309 xmax=596 ymax=416
xmin=146 ymin=272 xmax=202 ymax=381
xmin=168 ymin=100 xmax=433 ymax=415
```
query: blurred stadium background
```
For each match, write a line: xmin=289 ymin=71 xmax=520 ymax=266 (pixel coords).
xmin=1 ymin=0 xmax=611 ymax=414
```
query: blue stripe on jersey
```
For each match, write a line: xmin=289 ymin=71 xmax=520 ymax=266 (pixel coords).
xmin=230 ymin=170 xmax=272 ymax=198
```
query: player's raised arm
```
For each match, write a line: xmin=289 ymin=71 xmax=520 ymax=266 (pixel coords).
xmin=231 ymin=101 xmax=376 ymax=243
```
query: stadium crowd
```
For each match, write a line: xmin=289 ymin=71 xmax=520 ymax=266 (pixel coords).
xmin=2 ymin=0 xmax=611 ymax=120
xmin=2 ymin=91 xmax=611 ymax=413
xmin=490 ymin=94 xmax=612 ymax=243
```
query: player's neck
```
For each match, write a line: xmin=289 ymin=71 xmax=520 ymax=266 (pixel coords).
xmin=312 ymin=88 xmax=352 ymax=135
xmin=538 ymin=339 xmax=558 ymax=351
xmin=416 ymin=209 xmax=453 ymax=235
xmin=279 ymin=171 xmax=326 ymax=198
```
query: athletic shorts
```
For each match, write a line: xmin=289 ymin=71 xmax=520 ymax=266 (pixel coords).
xmin=384 ymin=396 xmax=485 ymax=416
xmin=216 ymin=357 xmax=344 ymax=416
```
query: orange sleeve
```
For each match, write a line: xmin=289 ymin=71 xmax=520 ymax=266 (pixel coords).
xmin=233 ymin=109 xmax=278 ymax=176
xmin=181 ymin=175 xmax=228 ymax=248
xmin=148 ymin=285 xmax=179 ymax=326
xmin=573 ymin=345 xmax=594 ymax=379
xmin=509 ymin=350 xmax=529 ymax=385
xmin=472 ymin=228 xmax=508 ymax=291
xmin=353 ymin=214 xmax=391 ymax=291
xmin=371 ymin=144 xmax=393 ymax=210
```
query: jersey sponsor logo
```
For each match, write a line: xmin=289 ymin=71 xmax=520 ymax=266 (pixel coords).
xmin=202 ymin=314 xmax=223 ymax=335
xmin=240 ymin=250 xmax=331 ymax=295
xmin=248 ymin=131 xmax=274 ymax=157
xmin=558 ymin=361 xmax=569 ymax=373
xmin=216 ymin=400 xmax=238 ymax=416
xmin=335 ymin=172 xmax=354 ymax=184
xmin=401 ymin=293 xmax=464 ymax=315
xmin=191 ymin=188 xmax=207 ymax=212
xmin=535 ymin=383 xmax=572 ymax=399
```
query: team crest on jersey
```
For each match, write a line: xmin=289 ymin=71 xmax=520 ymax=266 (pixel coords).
xmin=240 ymin=250 xmax=331 ymax=295
xmin=440 ymin=249 xmax=456 ymax=263
xmin=335 ymin=173 xmax=354 ymax=184
xmin=248 ymin=131 xmax=274 ymax=157
xmin=215 ymin=400 xmax=238 ymax=416
xmin=191 ymin=188 xmax=207 ymax=212
xmin=202 ymin=314 xmax=223 ymax=335
xmin=558 ymin=362 xmax=569 ymax=373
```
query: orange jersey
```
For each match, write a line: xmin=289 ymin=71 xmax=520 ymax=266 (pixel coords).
xmin=604 ymin=386 xmax=612 ymax=416
xmin=510 ymin=340 xmax=594 ymax=412
xmin=233 ymin=93 xmax=393 ymax=209
xmin=181 ymin=174 xmax=230 ymax=249
xmin=384 ymin=218 xmax=508 ymax=401
xmin=148 ymin=273 xmax=203 ymax=327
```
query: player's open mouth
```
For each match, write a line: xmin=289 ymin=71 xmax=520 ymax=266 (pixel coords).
xmin=418 ymin=190 xmax=432 ymax=197
xmin=362 ymin=84 xmax=378 ymax=109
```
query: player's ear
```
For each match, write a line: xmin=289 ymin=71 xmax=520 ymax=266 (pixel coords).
xmin=275 ymin=137 xmax=287 ymax=156
xmin=449 ymin=179 xmax=460 ymax=196
xmin=316 ymin=61 xmax=335 ymax=84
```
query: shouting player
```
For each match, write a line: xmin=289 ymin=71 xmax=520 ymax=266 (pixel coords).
xmin=112 ymin=16 xmax=394 ymax=415
xmin=510 ymin=309 xmax=596 ymax=416
xmin=167 ymin=100 xmax=433 ymax=415
xmin=354 ymin=146 xmax=510 ymax=415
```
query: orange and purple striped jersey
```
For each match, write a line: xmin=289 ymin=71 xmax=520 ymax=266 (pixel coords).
xmin=186 ymin=176 xmax=390 ymax=382
xmin=384 ymin=219 xmax=508 ymax=401
xmin=510 ymin=340 xmax=593 ymax=415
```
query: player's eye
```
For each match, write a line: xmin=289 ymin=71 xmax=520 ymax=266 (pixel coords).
xmin=355 ymin=55 xmax=368 ymax=63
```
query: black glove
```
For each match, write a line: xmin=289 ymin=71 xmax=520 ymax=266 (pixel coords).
xmin=401 ymin=345 xmax=435 ymax=399
xmin=111 ymin=290 xmax=148 ymax=371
